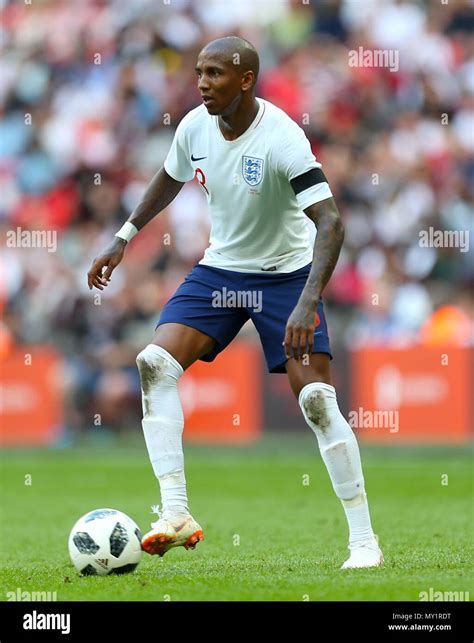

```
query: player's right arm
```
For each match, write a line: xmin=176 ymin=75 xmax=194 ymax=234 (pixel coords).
xmin=87 ymin=168 xmax=184 ymax=290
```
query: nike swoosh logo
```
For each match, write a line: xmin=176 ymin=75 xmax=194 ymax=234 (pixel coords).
xmin=191 ymin=154 xmax=207 ymax=161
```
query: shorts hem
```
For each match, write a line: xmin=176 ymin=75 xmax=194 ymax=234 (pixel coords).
xmin=269 ymin=349 xmax=333 ymax=374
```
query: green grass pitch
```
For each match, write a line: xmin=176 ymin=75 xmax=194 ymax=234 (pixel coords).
xmin=0 ymin=436 xmax=472 ymax=601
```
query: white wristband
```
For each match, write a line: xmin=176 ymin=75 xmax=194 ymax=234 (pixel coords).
xmin=115 ymin=222 xmax=138 ymax=243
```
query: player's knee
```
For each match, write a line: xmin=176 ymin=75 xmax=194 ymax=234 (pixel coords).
xmin=136 ymin=344 xmax=181 ymax=389
xmin=301 ymin=389 xmax=331 ymax=433
xmin=136 ymin=345 xmax=163 ymax=383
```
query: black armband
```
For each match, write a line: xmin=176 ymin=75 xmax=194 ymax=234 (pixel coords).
xmin=290 ymin=168 xmax=328 ymax=195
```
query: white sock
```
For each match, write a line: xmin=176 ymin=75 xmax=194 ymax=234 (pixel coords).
xmin=136 ymin=344 xmax=189 ymax=519
xmin=340 ymin=492 xmax=374 ymax=545
xmin=158 ymin=471 xmax=189 ymax=519
xmin=299 ymin=382 xmax=375 ymax=545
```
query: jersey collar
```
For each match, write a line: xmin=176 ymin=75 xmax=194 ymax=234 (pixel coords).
xmin=213 ymin=98 xmax=265 ymax=144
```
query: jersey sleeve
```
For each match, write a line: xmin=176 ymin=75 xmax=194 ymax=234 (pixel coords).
xmin=276 ymin=124 xmax=333 ymax=211
xmin=164 ymin=119 xmax=195 ymax=183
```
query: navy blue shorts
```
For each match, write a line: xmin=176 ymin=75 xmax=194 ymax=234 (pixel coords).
xmin=156 ymin=262 xmax=332 ymax=373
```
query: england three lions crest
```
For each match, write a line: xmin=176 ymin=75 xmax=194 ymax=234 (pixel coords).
xmin=242 ymin=156 xmax=264 ymax=186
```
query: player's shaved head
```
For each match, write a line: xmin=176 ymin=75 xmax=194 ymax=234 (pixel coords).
xmin=199 ymin=36 xmax=259 ymax=88
xmin=196 ymin=36 xmax=260 ymax=116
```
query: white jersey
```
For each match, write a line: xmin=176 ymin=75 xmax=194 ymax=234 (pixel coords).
xmin=164 ymin=98 xmax=332 ymax=273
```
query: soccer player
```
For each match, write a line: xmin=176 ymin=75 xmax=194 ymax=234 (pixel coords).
xmin=87 ymin=37 xmax=383 ymax=569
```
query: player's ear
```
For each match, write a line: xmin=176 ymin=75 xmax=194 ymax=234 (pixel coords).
xmin=241 ymin=71 xmax=254 ymax=92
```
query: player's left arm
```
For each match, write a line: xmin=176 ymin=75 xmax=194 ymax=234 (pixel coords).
xmin=283 ymin=197 xmax=344 ymax=360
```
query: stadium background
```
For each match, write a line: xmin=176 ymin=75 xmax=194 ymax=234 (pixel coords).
xmin=0 ymin=0 xmax=473 ymax=609
xmin=1 ymin=0 xmax=472 ymax=446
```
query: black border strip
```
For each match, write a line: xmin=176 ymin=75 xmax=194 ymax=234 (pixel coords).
xmin=0 ymin=600 xmax=470 ymax=642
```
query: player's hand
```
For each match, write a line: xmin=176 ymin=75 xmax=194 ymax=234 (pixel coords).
xmin=87 ymin=238 xmax=126 ymax=290
xmin=283 ymin=301 xmax=320 ymax=361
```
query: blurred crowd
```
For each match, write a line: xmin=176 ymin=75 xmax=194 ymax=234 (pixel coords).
xmin=1 ymin=0 xmax=473 ymax=433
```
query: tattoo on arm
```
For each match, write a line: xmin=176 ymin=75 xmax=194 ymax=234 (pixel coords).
xmin=302 ymin=197 xmax=344 ymax=304
xmin=129 ymin=168 xmax=184 ymax=231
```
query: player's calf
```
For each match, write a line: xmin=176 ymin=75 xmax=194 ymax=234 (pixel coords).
xmin=298 ymin=382 xmax=384 ymax=568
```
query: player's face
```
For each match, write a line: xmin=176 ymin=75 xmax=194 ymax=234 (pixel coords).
xmin=195 ymin=53 xmax=245 ymax=116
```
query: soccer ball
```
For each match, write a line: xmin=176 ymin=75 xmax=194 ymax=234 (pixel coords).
xmin=68 ymin=508 xmax=142 ymax=576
